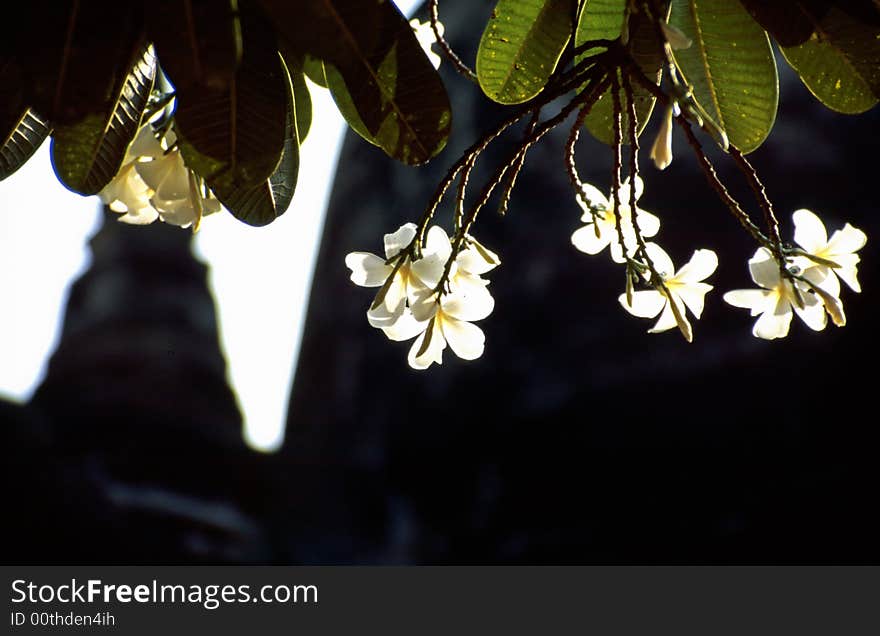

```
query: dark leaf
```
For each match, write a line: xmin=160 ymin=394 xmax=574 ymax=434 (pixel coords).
xmin=18 ymin=1 xmax=145 ymax=125
xmin=291 ymin=66 xmax=312 ymax=143
xmin=147 ymin=0 xmax=242 ymax=90
xmin=0 ymin=109 xmax=50 ymax=181
xmin=158 ymin=1 xmax=287 ymax=191
xmin=737 ymin=1 xmax=879 ymax=47
xmin=301 ymin=54 xmax=329 ymax=88
xmin=50 ymin=44 xmax=156 ymax=195
xmin=259 ymin=0 xmax=452 ymax=165
xmin=777 ymin=2 xmax=880 ymax=113
xmin=211 ymin=54 xmax=299 ymax=226
xmin=278 ymin=50 xmax=313 ymax=142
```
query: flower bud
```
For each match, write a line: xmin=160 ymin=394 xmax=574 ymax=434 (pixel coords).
xmin=650 ymin=104 xmax=675 ymax=170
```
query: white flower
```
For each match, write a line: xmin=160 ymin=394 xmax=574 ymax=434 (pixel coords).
xmin=570 ymin=176 xmax=661 ymax=263
xmin=346 ymin=224 xmax=500 ymax=370
xmin=410 ymin=19 xmax=443 ymax=70
xmin=792 ymin=208 xmax=867 ymax=294
xmin=135 ymin=141 xmax=220 ymax=230
xmin=98 ymin=125 xmax=164 ymax=224
xmin=405 ymin=230 xmax=498 ymax=369
xmin=406 ymin=285 xmax=494 ymax=369
xmin=345 ymin=222 xmax=425 ymax=330
xmin=99 ymin=124 xmax=221 ymax=230
xmin=723 ymin=247 xmax=827 ymax=339
xmin=619 ymin=243 xmax=717 ymax=342
xmin=650 ymin=103 xmax=675 ymax=171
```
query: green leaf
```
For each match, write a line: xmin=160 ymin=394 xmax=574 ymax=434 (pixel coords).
xmin=290 ymin=66 xmax=312 ymax=143
xmin=210 ymin=53 xmax=299 ymax=226
xmin=158 ymin=2 xmax=287 ymax=192
xmin=259 ymin=0 xmax=452 ymax=165
xmin=278 ymin=50 xmax=313 ymax=143
xmin=582 ymin=6 xmax=663 ymax=145
xmin=575 ymin=0 xmax=626 ymax=58
xmin=50 ymin=44 xmax=156 ymax=195
xmin=476 ymin=0 xmax=575 ymax=104
xmin=669 ymin=0 xmax=778 ymax=153
xmin=777 ymin=3 xmax=880 ymax=114
xmin=301 ymin=54 xmax=329 ymax=89
xmin=324 ymin=63 xmax=373 ymax=144
xmin=0 ymin=109 xmax=50 ymax=181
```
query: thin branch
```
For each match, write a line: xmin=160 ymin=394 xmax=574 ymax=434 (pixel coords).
xmin=498 ymin=110 xmax=540 ymax=217
xmin=729 ymin=146 xmax=784 ymax=259
xmin=678 ymin=118 xmax=769 ymax=247
xmin=428 ymin=0 xmax=478 ymax=83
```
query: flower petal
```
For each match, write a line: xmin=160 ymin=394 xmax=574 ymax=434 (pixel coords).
xmin=643 ymin=242 xmax=675 ymax=278
xmin=576 ymin=183 xmax=609 ymax=218
xmin=825 ymin=223 xmax=867 ymax=257
xmin=152 ymin=196 xmax=199 ymax=227
xmin=633 ymin=208 xmax=660 ymax=238
xmin=345 ymin=252 xmax=392 ymax=287
xmin=747 ymin=247 xmax=780 ymax=289
xmin=792 ymin=208 xmax=828 ymax=253
xmin=832 ymin=254 xmax=862 ymax=293
xmin=674 ymin=249 xmax=718 ymax=284
xmin=674 ymin=281 xmax=713 ymax=318
xmin=381 ymin=309 xmax=428 ymax=341
xmin=367 ymin=285 xmax=406 ymax=328
xmin=457 ymin=236 xmax=500 ymax=275
xmin=571 ymin=224 xmax=611 ymax=255
xmin=617 ymin=175 xmax=644 ymax=206
xmin=619 ymin=289 xmax=665 ymax=318
xmin=410 ymin=286 xmax=440 ymax=323
xmin=802 ymin=264 xmax=840 ymax=298
xmin=443 ymin=278 xmax=495 ymax=322
xmin=752 ymin=296 xmax=792 ymax=339
xmin=137 ymin=151 xmax=190 ymax=201
xmin=383 ymin=223 xmax=417 ymax=258
xmin=127 ymin=125 xmax=164 ymax=160
xmin=723 ymin=289 xmax=773 ymax=315
xmin=647 ymin=298 xmax=677 ymax=332
xmin=407 ymin=318 xmax=446 ymax=370
xmin=440 ymin=314 xmax=485 ymax=360
xmin=793 ymin=298 xmax=827 ymax=332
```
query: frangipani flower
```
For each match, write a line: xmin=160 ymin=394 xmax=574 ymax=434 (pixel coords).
xmin=619 ymin=243 xmax=717 ymax=342
xmin=407 ymin=281 xmax=495 ymax=370
xmin=570 ymin=176 xmax=660 ymax=263
xmin=792 ymin=208 xmax=867 ymax=294
xmin=405 ymin=229 xmax=498 ymax=369
xmin=98 ymin=125 xmax=164 ymax=224
xmin=723 ymin=247 xmax=826 ymax=339
xmin=410 ymin=18 xmax=443 ymax=70
xmin=135 ymin=136 xmax=220 ymax=230
xmin=345 ymin=222 xmax=425 ymax=329
xmin=346 ymin=224 xmax=500 ymax=370
xmin=99 ymin=124 xmax=221 ymax=230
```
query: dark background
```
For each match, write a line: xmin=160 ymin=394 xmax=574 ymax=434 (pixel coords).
xmin=3 ymin=1 xmax=878 ymax=563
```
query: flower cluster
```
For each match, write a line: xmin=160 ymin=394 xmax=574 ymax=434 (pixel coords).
xmin=346 ymin=223 xmax=500 ymax=369
xmin=571 ymin=177 xmax=718 ymax=342
xmin=724 ymin=209 xmax=866 ymax=339
xmin=98 ymin=124 xmax=221 ymax=231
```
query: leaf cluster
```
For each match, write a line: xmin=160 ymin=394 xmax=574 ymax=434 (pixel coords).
xmin=475 ymin=0 xmax=880 ymax=151
xmin=0 ymin=0 xmax=452 ymax=226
